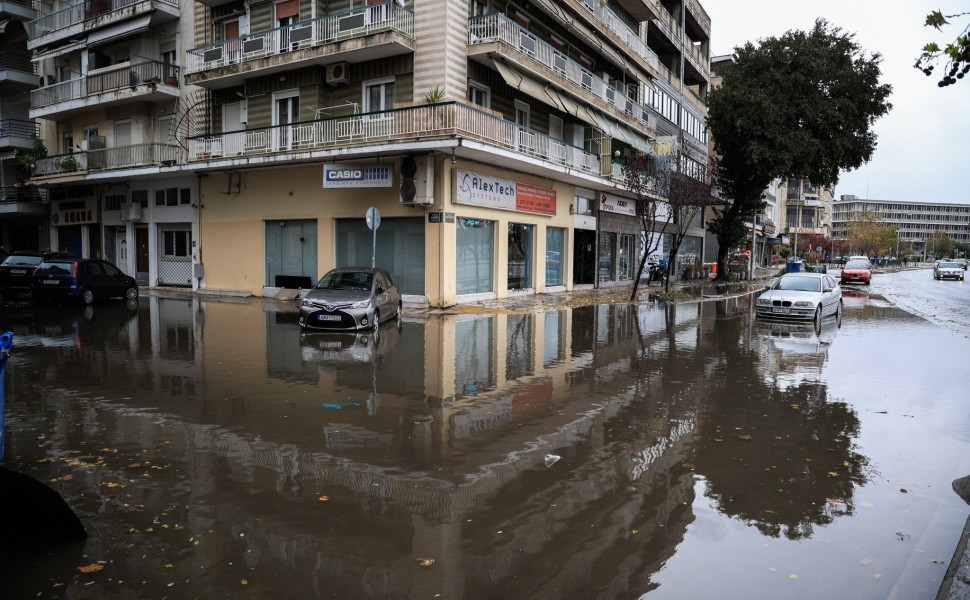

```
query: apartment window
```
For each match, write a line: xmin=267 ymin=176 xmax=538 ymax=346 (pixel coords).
xmin=364 ymin=78 xmax=395 ymax=121
xmin=104 ymin=195 xmax=125 ymax=211
xmin=514 ymin=100 xmax=530 ymax=128
xmin=467 ymin=81 xmax=490 ymax=108
xmin=468 ymin=0 xmax=488 ymax=18
xmin=62 ymin=131 xmax=74 ymax=154
xmin=162 ymin=230 xmax=191 ymax=258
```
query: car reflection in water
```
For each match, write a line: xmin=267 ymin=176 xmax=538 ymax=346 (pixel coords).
xmin=840 ymin=287 xmax=870 ymax=310
xmin=756 ymin=314 xmax=841 ymax=391
xmin=299 ymin=324 xmax=400 ymax=415
xmin=25 ymin=301 xmax=140 ymax=349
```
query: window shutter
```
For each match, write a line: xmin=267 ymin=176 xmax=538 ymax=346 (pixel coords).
xmin=224 ymin=19 xmax=239 ymax=40
xmin=275 ymin=0 xmax=299 ymax=20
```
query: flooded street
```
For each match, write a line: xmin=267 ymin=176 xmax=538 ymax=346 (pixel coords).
xmin=1 ymin=268 xmax=969 ymax=599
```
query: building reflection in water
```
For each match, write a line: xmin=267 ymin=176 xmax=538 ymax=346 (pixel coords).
xmin=0 ymin=294 xmax=869 ymax=598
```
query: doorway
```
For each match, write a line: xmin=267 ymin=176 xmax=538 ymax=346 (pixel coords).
xmin=573 ymin=229 xmax=596 ymax=285
xmin=265 ymin=219 xmax=317 ymax=288
xmin=136 ymin=226 xmax=149 ymax=283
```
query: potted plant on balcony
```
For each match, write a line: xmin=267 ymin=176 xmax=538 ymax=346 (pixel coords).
xmin=17 ymin=139 xmax=47 ymax=177
xmin=60 ymin=155 xmax=79 ymax=171
xmin=420 ymin=86 xmax=449 ymax=130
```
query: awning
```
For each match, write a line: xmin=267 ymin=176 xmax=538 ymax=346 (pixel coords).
xmin=545 ymin=86 xmax=581 ymax=117
xmin=0 ymin=150 xmax=18 ymax=161
xmin=493 ymin=59 xmax=570 ymax=114
xmin=582 ymin=105 xmax=654 ymax=154
xmin=87 ymin=14 xmax=151 ymax=47
xmin=31 ymin=38 xmax=88 ymax=62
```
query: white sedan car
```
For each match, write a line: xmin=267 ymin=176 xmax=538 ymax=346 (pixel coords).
xmin=756 ymin=272 xmax=842 ymax=323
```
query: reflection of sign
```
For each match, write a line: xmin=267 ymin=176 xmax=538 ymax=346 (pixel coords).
xmin=454 ymin=169 xmax=556 ymax=216
xmin=599 ymin=192 xmax=636 ymax=217
xmin=323 ymin=163 xmax=393 ymax=188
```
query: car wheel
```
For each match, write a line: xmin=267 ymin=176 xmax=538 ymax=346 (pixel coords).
xmin=124 ymin=285 xmax=139 ymax=301
xmin=395 ymin=301 xmax=403 ymax=325
xmin=865 ymin=279 xmax=870 ymax=286
xmin=813 ymin=304 xmax=822 ymax=326
xmin=81 ymin=289 xmax=95 ymax=305
xmin=835 ymin=301 xmax=843 ymax=328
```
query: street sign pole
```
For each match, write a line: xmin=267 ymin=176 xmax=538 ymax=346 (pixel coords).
xmin=365 ymin=207 xmax=381 ymax=268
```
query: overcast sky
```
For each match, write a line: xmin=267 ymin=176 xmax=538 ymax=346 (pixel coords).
xmin=703 ymin=0 xmax=970 ymax=204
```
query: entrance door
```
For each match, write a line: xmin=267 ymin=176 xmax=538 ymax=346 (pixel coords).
xmin=573 ymin=229 xmax=596 ymax=285
xmin=265 ymin=220 xmax=317 ymax=288
xmin=223 ymin=102 xmax=245 ymax=154
xmin=136 ymin=226 xmax=149 ymax=282
xmin=273 ymin=92 xmax=299 ymax=151
xmin=115 ymin=229 xmax=128 ymax=267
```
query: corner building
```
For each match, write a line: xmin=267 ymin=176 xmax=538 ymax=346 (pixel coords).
xmin=27 ymin=0 xmax=711 ymax=306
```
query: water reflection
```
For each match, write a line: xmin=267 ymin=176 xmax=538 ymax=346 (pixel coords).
xmin=0 ymin=295 xmax=879 ymax=598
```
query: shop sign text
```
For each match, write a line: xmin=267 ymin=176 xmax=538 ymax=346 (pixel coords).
xmin=454 ymin=170 xmax=556 ymax=216
xmin=323 ymin=163 xmax=393 ymax=188
xmin=599 ymin=192 xmax=636 ymax=217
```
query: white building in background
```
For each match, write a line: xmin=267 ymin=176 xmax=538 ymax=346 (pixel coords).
xmin=832 ymin=195 xmax=970 ymax=257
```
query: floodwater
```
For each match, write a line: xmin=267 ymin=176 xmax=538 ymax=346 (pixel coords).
xmin=0 ymin=271 xmax=968 ymax=599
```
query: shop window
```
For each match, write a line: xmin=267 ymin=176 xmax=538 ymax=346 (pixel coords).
xmin=619 ymin=234 xmax=635 ymax=280
xmin=598 ymin=231 xmax=616 ymax=282
xmin=508 ymin=222 xmax=534 ymax=290
xmin=162 ymin=230 xmax=191 ymax=258
xmin=457 ymin=218 xmax=494 ymax=295
xmin=546 ymin=227 xmax=565 ymax=286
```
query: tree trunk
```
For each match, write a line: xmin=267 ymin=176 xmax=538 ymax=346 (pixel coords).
xmin=716 ymin=244 xmax=731 ymax=281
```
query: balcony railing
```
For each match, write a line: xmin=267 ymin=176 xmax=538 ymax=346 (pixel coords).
xmin=186 ymin=1 xmax=413 ymax=74
xmin=469 ymin=14 xmax=655 ymax=131
xmin=0 ymin=187 xmax=47 ymax=203
xmin=0 ymin=118 xmax=39 ymax=138
xmin=577 ymin=0 xmax=658 ymax=70
xmin=27 ymin=0 xmax=178 ymax=38
xmin=30 ymin=60 xmax=179 ymax=109
xmin=0 ymin=52 xmax=35 ymax=73
xmin=187 ymin=101 xmax=600 ymax=176
xmin=33 ymin=143 xmax=182 ymax=176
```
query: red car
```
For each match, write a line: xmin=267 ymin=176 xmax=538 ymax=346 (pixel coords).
xmin=840 ymin=260 xmax=871 ymax=286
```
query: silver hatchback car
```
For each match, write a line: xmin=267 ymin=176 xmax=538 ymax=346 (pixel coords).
xmin=299 ymin=267 xmax=402 ymax=332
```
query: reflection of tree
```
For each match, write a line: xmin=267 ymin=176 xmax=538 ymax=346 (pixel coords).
xmin=691 ymin=317 xmax=871 ymax=540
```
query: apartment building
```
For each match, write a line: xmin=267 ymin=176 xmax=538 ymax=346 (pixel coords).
xmin=22 ymin=0 xmax=711 ymax=306
xmin=832 ymin=195 xmax=970 ymax=254
xmin=1 ymin=0 xmax=47 ymax=250
xmin=781 ymin=177 xmax=833 ymax=242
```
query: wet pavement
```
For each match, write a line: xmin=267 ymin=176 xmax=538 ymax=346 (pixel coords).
xmin=0 ymin=267 xmax=968 ymax=599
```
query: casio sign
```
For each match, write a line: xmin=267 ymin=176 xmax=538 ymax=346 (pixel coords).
xmin=327 ymin=169 xmax=363 ymax=181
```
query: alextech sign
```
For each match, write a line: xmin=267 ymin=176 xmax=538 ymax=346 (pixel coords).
xmin=322 ymin=163 xmax=393 ymax=188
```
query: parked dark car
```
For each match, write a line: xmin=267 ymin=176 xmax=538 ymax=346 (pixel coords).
xmin=31 ymin=257 xmax=139 ymax=305
xmin=299 ymin=267 xmax=402 ymax=332
xmin=0 ymin=251 xmax=76 ymax=300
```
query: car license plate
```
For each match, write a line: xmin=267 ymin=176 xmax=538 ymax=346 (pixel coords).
xmin=11 ymin=269 xmax=26 ymax=275
xmin=317 ymin=314 xmax=341 ymax=321
xmin=771 ymin=307 xmax=791 ymax=314
xmin=43 ymin=279 xmax=59 ymax=285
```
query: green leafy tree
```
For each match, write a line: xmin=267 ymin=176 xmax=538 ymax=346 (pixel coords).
xmin=846 ymin=211 xmax=898 ymax=257
xmin=707 ymin=19 xmax=892 ymax=280
xmin=915 ymin=10 xmax=970 ymax=87
xmin=927 ymin=229 xmax=954 ymax=258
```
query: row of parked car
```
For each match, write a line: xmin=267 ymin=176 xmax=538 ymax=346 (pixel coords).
xmin=0 ymin=250 xmax=139 ymax=305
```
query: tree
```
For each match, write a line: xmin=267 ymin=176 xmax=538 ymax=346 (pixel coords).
xmin=915 ymin=10 xmax=970 ymax=87
xmin=846 ymin=211 xmax=898 ymax=257
xmin=621 ymin=150 xmax=666 ymax=300
xmin=927 ymin=229 xmax=954 ymax=258
xmin=654 ymin=166 xmax=720 ymax=292
xmin=707 ymin=19 xmax=892 ymax=280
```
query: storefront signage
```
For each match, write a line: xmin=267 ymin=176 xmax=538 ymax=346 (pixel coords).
xmin=454 ymin=170 xmax=556 ymax=216
xmin=599 ymin=192 xmax=636 ymax=217
xmin=428 ymin=212 xmax=442 ymax=223
xmin=53 ymin=198 xmax=97 ymax=226
xmin=322 ymin=163 xmax=393 ymax=188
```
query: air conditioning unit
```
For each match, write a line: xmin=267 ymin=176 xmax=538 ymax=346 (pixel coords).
xmin=325 ymin=62 xmax=349 ymax=85
xmin=120 ymin=202 xmax=143 ymax=222
xmin=400 ymin=155 xmax=434 ymax=205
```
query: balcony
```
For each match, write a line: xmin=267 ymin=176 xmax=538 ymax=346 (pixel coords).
xmin=0 ymin=52 xmax=38 ymax=93
xmin=29 ymin=60 xmax=179 ymax=119
xmin=571 ymin=0 xmax=659 ymax=72
xmin=27 ymin=0 xmax=179 ymax=51
xmin=0 ymin=0 xmax=37 ymax=21
xmin=0 ymin=187 xmax=48 ymax=217
xmin=0 ymin=118 xmax=39 ymax=150
xmin=185 ymin=1 xmax=414 ymax=89
xmin=187 ymin=101 xmax=600 ymax=176
xmin=33 ymin=143 xmax=182 ymax=177
xmin=468 ymin=14 xmax=656 ymax=138
xmin=613 ymin=0 xmax=660 ymax=22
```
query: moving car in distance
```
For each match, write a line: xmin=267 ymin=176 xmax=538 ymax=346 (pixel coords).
xmin=840 ymin=260 xmax=872 ymax=286
xmin=0 ymin=251 xmax=76 ymax=300
xmin=953 ymin=258 xmax=968 ymax=270
xmin=31 ymin=257 xmax=139 ymax=305
xmin=299 ymin=267 xmax=402 ymax=332
xmin=755 ymin=272 xmax=842 ymax=324
xmin=848 ymin=255 xmax=872 ymax=267
xmin=934 ymin=261 xmax=965 ymax=281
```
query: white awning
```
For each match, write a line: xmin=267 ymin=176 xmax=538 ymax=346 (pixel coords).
xmin=493 ymin=59 xmax=569 ymax=114
xmin=31 ymin=38 xmax=87 ymax=62
xmin=87 ymin=14 xmax=151 ymax=46
xmin=0 ymin=150 xmax=18 ymax=161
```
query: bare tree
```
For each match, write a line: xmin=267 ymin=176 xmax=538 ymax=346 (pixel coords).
xmin=657 ymin=169 xmax=720 ymax=292
xmin=622 ymin=151 xmax=670 ymax=301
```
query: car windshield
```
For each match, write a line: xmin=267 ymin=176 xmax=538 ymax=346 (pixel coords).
xmin=2 ymin=255 xmax=42 ymax=267
xmin=315 ymin=270 xmax=373 ymax=291
xmin=34 ymin=261 xmax=74 ymax=275
xmin=845 ymin=262 xmax=869 ymax=270
xmin=940 ymin=262 xmax=959 ymax=268
xmin=773 ymin=276 xmax=821 ymax=292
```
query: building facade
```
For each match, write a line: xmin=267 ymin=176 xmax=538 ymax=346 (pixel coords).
xmin=832 ymin=195 xmax=970 ymax=256
xmin=19 ymin=0 xmax=712 ymax=306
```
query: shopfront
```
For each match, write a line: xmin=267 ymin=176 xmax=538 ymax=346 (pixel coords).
xmin=50 ymin=190 xmax=99 ymax=257
xmin=596 ymin=192 xmax=640 ymax=287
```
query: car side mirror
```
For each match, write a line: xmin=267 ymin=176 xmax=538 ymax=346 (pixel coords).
xmin=823 ymin=287 xmax=833 ymax=293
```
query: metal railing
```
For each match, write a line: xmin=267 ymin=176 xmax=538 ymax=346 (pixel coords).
xmin=186 ymin=1 xmax=413 ymax=74
xmin=0 ymin=52 xmax=35 ymax=73
xmin=0 ymin=118 xmax=39 ymax=138
xmin=31 ymin=60 xmax=179 ymax=109
xmin=187 ymin=101 xmax=600 ymax=176
xmin=468 ymin=13 xmax=656 ymax=131
xmin=0 ymin=187 xmax=47 ymax=203
xmin=577 ymin=0 xmax=658 ymax=70
xmin=28 ymin=0 xmax=178 ymax=38
xmin=33 ymin=143 xmax=182 ymax=175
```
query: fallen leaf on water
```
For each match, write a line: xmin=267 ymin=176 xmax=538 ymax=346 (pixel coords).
xmin=631 ymin=529 xmax=639 ymax=535
xmin=738 ymin=434 xmax=753 ymax=441
xmin=104 ymin=482 xmax=121 ymax=488
xmin=789 ymin=573 xmax=799 ymax=580
xmin=714 ymin=438 xmax=724 ymax=443
xmin=318 ymin=495 xmax=330 ymax=502
xmin=670 ymin=380 xmax=683 ymax=384
xmin=241 ymin=580 xmax=248 ymax=585
xmin=825 ymin=498 xmax=845 ymax=506
xmin=827 ymin=472 xmax=840 ymax=477
xmin=78 ymin=564 xmax=104 ymax=574
xmin=859 ymin=557 xmax=874 ymax=566
xmin=418 ymin=558 xmax=435 ymax=567
xmin=789 ymin=404 xmax=800 ymax=409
